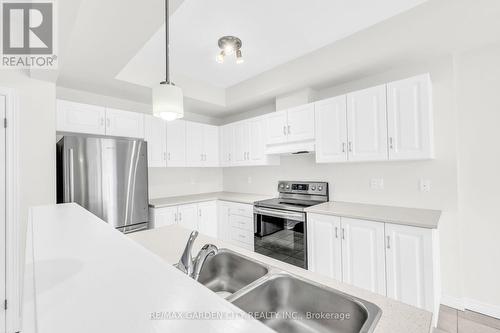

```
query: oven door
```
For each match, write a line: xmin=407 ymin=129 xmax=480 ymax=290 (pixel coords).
xmin=254 ymin=206 xmax=307 ymax=269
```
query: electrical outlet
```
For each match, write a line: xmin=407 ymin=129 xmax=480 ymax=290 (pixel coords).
xmin=420 ymin=179 xmax=431 ymax=192
xmin=247 ymin=176 xmax=252 ymax=184
xmin=370 ymin=178 xmax=384 ymax=190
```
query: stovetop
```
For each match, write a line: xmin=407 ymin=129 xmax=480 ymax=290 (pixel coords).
xmin=254 ymin=198 xmax=325 ymax=213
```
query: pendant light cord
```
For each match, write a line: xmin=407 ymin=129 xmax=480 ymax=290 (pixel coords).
xmin=165 ymin=0 xmax=170 ymax=84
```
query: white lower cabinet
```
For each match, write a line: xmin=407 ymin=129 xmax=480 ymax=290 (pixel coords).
xmin=217 ymin=201 xmax=254 ymax=251
xmin=150 ymin=206 xmax=178 ymax=228
xmin=307 ymin=213 xmax=437 ymax=313
xmin=197 ymin=201 xmax=218 ymax=238
xmin=385 ymin=223 xmax=436 ymax=311
xmin=341 ymin=217 xmax=386 ymax=295
xmin=177 ymin=204 xmax=199 ymax=230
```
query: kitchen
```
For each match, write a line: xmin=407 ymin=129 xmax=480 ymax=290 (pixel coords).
xmin=1 ymin=1 xmax=500 ymax=333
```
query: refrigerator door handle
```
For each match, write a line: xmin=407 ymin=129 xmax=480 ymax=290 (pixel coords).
xmin=69 ymin=148 xmax=75 ymax=202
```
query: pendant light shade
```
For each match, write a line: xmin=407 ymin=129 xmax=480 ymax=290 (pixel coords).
xmin=152 ymin=0 xmax=184 ymax=121
xmin=153 ymin=83 xmax=184 ymax=121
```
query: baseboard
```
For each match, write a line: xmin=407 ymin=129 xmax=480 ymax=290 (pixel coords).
xmin=464 ymin=298 xmax=500 ymax=319
xmin=441 ymin=294 xmax=465 ymax=311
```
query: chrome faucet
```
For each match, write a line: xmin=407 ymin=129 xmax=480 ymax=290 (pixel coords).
xmin=177 ymin=230 xmax=218 ymax=280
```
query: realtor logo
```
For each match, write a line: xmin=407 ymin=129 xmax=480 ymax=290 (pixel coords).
xmin=1 ymin=0 xmax=57 ymax=68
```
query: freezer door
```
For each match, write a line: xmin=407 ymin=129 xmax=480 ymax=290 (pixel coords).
xmin=101 ymin=138 xmax=149 ymax=228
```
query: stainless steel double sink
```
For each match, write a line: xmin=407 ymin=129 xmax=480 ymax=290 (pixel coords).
xmin=194 ymin=249 xmax=382 ymax=333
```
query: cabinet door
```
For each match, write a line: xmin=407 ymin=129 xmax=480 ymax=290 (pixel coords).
xmin=385 ymin=224 xmax=435 ymax=311
xmin=166 ymin=120 xmax=186 ymax=167
xmin=56 ymin=100 xmax=106 ymax=135
xmin=347 ymin=85 xmax=388 ymax=162
xmin=307 ymin=214 xmax=342 ymax=281
xmin=203 ymin=124 xmax=219 ymax=167
xmin=197 ymin=201 xmax=218 ymax=238
xmin=177 ymin=204 xmax=199 ymax=231
xmin=105 ymin=108 xmax=144 ymax=138
xmin=248 ymin=117 xmax=266 ymax=164
xmin=151 ymin=207 xmax=177 ymax=228
xmin=144 ymin=115 xmax=167 ymax=167
xmin=341 ymin=217 xmax=386 ymax=295
xmin=233 ymin=121 xmax=250 ymax=165
xmin=217 ymin=202 xmax=231 ymax=241
xmin=387 ymin=74 xmax=433 ymax=160
xmin=266 ymin=111 xmax=288 ymax=145
xmin=220 ymin=124 xmax=234 ymax=167
xmin=286 ymin=104 xmax=315 ymax=143
xmin=186 ymin=121 xmax=204 ymax=167
xmin=315 ymin=96 xmax=348 ymax=163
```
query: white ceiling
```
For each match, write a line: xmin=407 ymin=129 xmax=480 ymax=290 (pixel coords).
xmin=116 ymin=0 xmax=429 ymax=89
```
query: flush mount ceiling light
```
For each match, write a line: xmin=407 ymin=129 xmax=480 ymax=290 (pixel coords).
xmin=152 ymin=0 xmax=184 ymax=121
xmin=216 ymin=36 xmax=244 ymax=64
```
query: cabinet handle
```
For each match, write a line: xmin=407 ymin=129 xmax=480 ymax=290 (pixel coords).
xmin=348 ymin=142 xmax=353 ymax=152
xmin=387 ymin=236 xmax=391 ymax=249
xmin=342 ymin=143 xmax=346 ymax=153
xmin=228 ymin=153 xmax=231 ymax=161
xmin=163 ymin=152 xmax=167 ymax=161
xmin=335 ymin=226 xmax=339 ymax=238
xmin=106 ymin=118 xmax=110 ymax=128
xmin=283 ymin=126 xmax=287 ymax=136
xmin=179 ymin=212 xmax=182 ymax=221
xmin=174 ymin=213 xmax=178 ymax=222
xmin=342 ymin=228 xmax=346 ymax=240
xmin=389 ymin=137 xmax=394 ymax=150
xmin=167 ymin=152 xmax=171 ymax=160
xmin=198 ymin=209 xmax=201 ymax=217
xmin=287 ymin=125 xmax=291 ymax=134
xmin=100 ymin=118 xmax=105 ymax=127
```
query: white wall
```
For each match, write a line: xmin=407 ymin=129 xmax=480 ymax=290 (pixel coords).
xmin=455 ymin=42 xmax=500 ymax=316
xmin=222 ymin=57 xmax=464 ymax=303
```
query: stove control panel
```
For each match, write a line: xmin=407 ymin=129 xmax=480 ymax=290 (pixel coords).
xmin=278 ymin=181 xmax=328 ymax=196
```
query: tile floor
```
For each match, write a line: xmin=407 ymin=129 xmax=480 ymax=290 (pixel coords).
xmin=435 ymin=305 xmax=500 ymax=333
xmin=254 ymin=229 xmax=305 ymax=268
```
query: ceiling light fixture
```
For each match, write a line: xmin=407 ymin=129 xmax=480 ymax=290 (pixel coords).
xmin=216 ymin=36 xmax=243 ymax=64
xmin=152 ymin=0 xmax=184 ymax=121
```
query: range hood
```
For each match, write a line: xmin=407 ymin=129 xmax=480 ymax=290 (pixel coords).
xmin=265 ymin=141 xmax=315 ymax=155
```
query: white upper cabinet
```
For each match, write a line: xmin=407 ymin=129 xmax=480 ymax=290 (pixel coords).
xmin=315 ymin=96 xmax=348 ymax=163
xmin=233 ymin=121 xmax=250 ymax=165
xmin=56 ymin=100 xmax=106 ymax=135
xmin=248 ymin=116 xmax=267 ymax=163
xmin=266 ymin=110 xmax=288 ymax=145
xmin=143 ymin=115 xmax=167 ymax=167
xmin=105 ymin=108 xmax=144 ymax=139
xmin=347 ymin=85 xmax=388 ymax=162
xmin=387 ymin=74 xmax=434 ymax=160
xmin=286 ymin=104 xmax=315 ymax=142
xmin=307 ymin=213 xmax=342 ymax=281
xmin=186 ymin=121 xmax=219 ymax=167
xmin=341 ymin=217 xmax=386 ymax=295
xmin=220 ymin=124 xmax=234 ymax=167
xmin=166 ymin=120 xmax=187 ymax=167
xmin=385 ymin=224 xmax=436 ymax=312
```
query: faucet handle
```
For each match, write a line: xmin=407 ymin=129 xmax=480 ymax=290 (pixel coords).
xmin=177 ymin=230 xmax=199 ymax=275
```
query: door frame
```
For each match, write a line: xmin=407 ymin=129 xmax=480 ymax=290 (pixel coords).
xmin=0 ymin=86 xmax=20 ymax=333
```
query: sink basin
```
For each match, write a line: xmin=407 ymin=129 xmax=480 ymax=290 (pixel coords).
xmin=196 ymin=249 xmax=269 ymax=298
xmin=230 ymin=274 xmax=382 ymax=333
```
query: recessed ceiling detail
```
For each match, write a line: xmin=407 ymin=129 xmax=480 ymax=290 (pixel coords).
xmin=116 ymin=0 xmax=429 ymax=90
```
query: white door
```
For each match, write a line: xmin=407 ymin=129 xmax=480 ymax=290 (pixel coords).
xmin=266 ymin=111 xmax=287 ymax=145
xmin=185 ymin=122 xmax=204 ymax=167
xmin=143 ymin=115 xmax=167 ymax=167
xmin=347 ymin=85 xmax=388 ymax=162
xmin=233 ymin=121 xmax=250 ymax=165
xmin=197 ymin=201 xmax=218 ymax=238
xmin=202 ymin=125 xmax=219 ymax=167
xmin=217 ymin=202 xmax=231 ymax=241
xmin=0 ymin=95 xmax=6 ymax=331
xmin=387 ymin=74 xmax=433 ymax=160
xmin=105 ymin=108 xmax=144 ymax=138
xmin=152 ymin=207 xmax=178 ymax=228
xmin=248 ymin=117 xmax=265 ymax=164
xmin=177 ymin=204 xmax=199 ymax=231
xmin=286 ymin=104 xmax=315 ymax=143
xmin=315 ymin=96 xmax=348 ymax=163
xmin=341 ymin=217 xmax=386 ymax=295
xmin=220 ymin=124 xmax=234 ymax=166
xmin=385 ymin=224 xmax=435 ymax=311
xmin=307 ymin=214 xmax=342 ymax=281
xmin=166 ymin=120 xmax=186 ymax=167
xmin=56 ymin=99 xmax=106 ymax=135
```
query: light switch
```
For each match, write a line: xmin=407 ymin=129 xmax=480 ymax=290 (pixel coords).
xmin=420 ymin=179 xmax=431 ymax=192
xmin=370 ymin=178 xmax=384 ymax=190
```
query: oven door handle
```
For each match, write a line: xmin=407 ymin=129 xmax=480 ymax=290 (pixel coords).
xmin=254 ymin=207 xmax=305 ymax=222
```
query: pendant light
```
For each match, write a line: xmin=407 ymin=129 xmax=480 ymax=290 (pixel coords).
xmin=152 ymin=0 xmax=184 ymax=121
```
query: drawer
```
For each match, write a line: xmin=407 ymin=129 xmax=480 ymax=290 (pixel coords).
xmin=229 ymin=215 xmax=253 ymax=232
xmin=228 ymin=202 xmax=253 ymax=218
xmin=230 ymin=226 xmax=254 ymax=245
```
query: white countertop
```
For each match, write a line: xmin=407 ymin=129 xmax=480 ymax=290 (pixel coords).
xmin=305 ymin=201 xmax=441 ymax=229
xmin=129 ymin=225 xmax=433 ymax=333
xmin=23 ymin=204 xmax=274 ymax=333
xmin=149 ymin=191 xmax=273 ymax=208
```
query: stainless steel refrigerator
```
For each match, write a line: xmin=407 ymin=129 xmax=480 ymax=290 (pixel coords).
xmin=57 ymin=135 xmax=149 ymax=233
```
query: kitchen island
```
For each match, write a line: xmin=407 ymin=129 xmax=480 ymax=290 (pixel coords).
xmin=24 ymin=203 xmax=433 ymax=333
